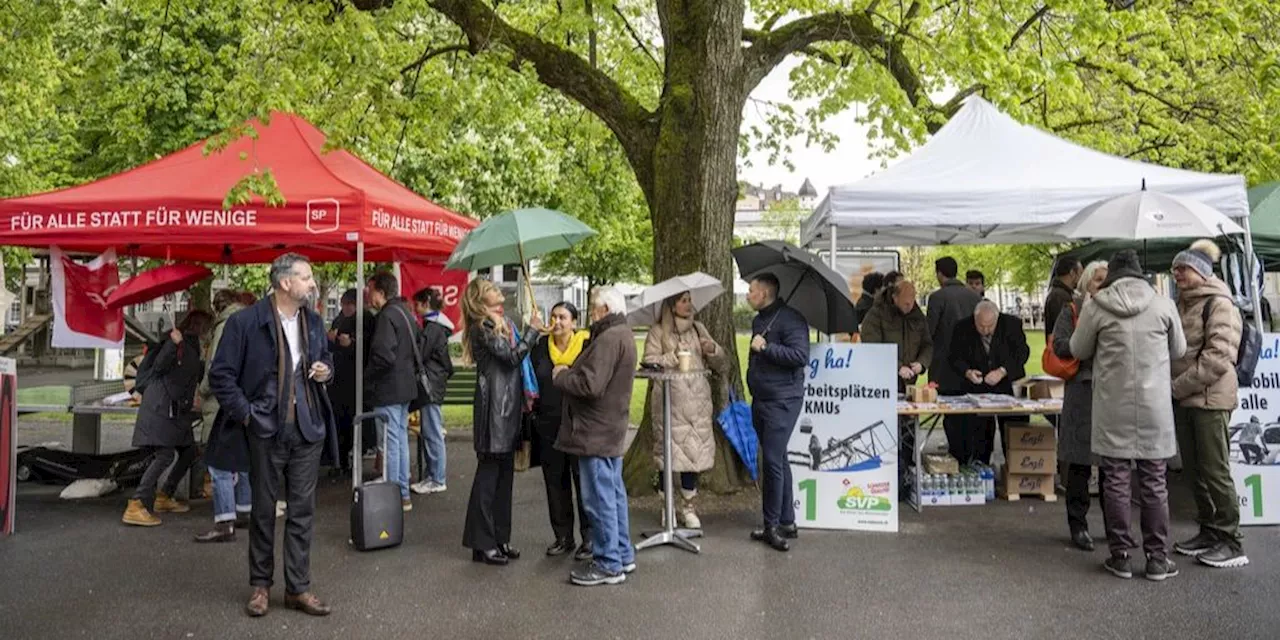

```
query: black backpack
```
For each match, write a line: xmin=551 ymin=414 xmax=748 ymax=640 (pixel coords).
xmin=1201 ymin=297 xmax=1262 ymax=387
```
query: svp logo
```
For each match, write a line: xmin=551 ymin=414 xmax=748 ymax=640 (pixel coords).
xmin=306 ymin=198 xmax=340 ymax=234
xmin=836 ymin=486 xmax=892 ymax=512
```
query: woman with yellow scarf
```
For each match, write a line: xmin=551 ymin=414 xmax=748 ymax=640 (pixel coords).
xmin=529 ymin=301 xmax=594 ymax=560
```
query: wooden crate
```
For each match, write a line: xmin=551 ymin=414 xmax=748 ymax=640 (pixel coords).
xmin=1001 ymin=472 xmax=1058 ymax=502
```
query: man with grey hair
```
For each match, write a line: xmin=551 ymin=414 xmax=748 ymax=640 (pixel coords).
xmin=553 ymin=286 xmax=638 ymax=586
xmin=210 ymin=252 xmax=338 ymax=617
xmin=948 ymin=299 xmax=1030 ymax=464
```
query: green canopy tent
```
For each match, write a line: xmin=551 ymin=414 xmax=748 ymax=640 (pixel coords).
xmin=1061 ymin=182 xmax=1280 ymax=272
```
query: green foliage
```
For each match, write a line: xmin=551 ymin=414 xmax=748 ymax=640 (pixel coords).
xmin=733 ymin=302 xmax=756 ymax=332
xmin=921 ymin=245 xmax=1061 ymax=295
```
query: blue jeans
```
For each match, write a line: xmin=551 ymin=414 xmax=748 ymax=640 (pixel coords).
xmin=421 ymin=404 xmax=446 ymax=485
xmin=578 ymin=456 xmax=634 ymax=574
xmin=210 ymin=466 xmax=251 ymax=523
xmin=375 ymin=403 xmax=411 ymax=500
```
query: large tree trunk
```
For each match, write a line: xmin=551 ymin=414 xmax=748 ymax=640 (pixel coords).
xmin=621 ymin=0 xmax=753 ymax=496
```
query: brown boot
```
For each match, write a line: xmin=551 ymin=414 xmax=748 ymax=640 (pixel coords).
xmin=193 ymin=521 xmax=236 ymax=543
xmin=122 ymin=499 xmax=161 ymax=527
xmin=245 ymin=587 xmax=270 ymax=617
xmin=284 ymin=592 xmax=332 ymax=616
xmin=154 ymin=492 xmax=191 ymax=513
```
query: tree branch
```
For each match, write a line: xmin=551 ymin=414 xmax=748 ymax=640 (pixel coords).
xmin=399 ymin=44 xmax=469 ymax=75
xmin=741 ymin=12 xmax=888 ymax=96
xmin=424 ymin=0 xmax=658 ymax=180
xmin=1006 ymin=5 xmax=1050 ymax=52
xmin=611 ymin=5 xmax=660 ymax=71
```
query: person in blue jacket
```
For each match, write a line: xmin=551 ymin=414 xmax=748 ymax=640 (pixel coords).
xmin=745 ymin=273 xmax=811 ymax=552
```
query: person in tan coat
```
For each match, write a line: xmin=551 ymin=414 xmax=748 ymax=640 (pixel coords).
xmin=1169 ymin=239 xmax=1248 ymax=569
xmin=642 ymin=291 xmax=725 ymax=529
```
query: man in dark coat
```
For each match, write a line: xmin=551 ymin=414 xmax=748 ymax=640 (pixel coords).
xmin=365 ymin=271 xmax=420 ymax=509
xmin=926 ymin=256 xmax=982 ymax=468
xmin=1044 ymin=257 xmax=1082 ymax=336
xmin=553 ymin=287 xmax=637 ymax=586
xmin=745 ymin=273 xmax=811 ymax=552
xmin=328 ymin=289 xmax=359 ymax=474
xmin=948 ymin=300 xmax=1030 ymax=464
xmin=860 ymin=279 xmax=933 ymax=393
xmin=209 ymin=253 xmax=337 ymax=618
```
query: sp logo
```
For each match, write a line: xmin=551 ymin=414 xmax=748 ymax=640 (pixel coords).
xmin=306 ymin=198 xmax=341 ymax=234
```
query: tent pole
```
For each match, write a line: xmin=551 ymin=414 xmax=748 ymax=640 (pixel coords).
xmin=1241 ymin=217 xmax=1266 ymax=333
xmin=354 ymin=240 xmax=365 ymax=491
xmin=828 ymin=224 xmax=838 ymax=343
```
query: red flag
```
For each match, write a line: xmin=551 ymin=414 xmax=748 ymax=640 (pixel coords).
xmin=50 ymin=246 xmax=124 ymax=348
xmin=398 ymin=261 xmax=467 ymax=333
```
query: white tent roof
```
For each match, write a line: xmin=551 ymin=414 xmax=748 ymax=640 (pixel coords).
xmin=801 ymin=97 xmax=1249 ymax=248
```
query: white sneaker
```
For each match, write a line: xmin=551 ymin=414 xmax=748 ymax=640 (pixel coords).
xmin=411 ymin=480 xmax=447 ymax=495
xmin=275 ymin=501 xmax=286 ymax=518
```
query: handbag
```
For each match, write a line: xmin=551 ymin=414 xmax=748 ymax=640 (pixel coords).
xmin=513 ymin=413 xmax=533 ymax=472
xmin=392 ymin=306 xmax=433 ymax=413
xmin=1041 ymin=302 xmax=1079 ymax=381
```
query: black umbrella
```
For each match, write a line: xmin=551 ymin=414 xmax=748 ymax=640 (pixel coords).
xmin=732 ymin=240 xmax=859 ymax=335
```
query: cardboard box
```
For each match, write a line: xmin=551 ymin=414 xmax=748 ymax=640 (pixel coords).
xmin=907 ymin=385 xmax=938 ymax=403
xmin=1007 ymin=450 xmax=1057 ymax=475
xmin=1003 ymin=472 xmax=1053 ymax=497
xmin=1024 ymin=379 xmax=1065 ymax=400
xmin=1006 ymin=424 xmax=1056 ymax=451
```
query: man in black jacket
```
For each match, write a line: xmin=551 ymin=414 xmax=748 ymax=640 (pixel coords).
xmin=745 ymin=273 xmax=811 ymax=552
xmin=410 ymin=287 xmax=454 ymax=494
xmin=1044 ymin=257 xmax=1082 ymax=335
xmin=365 ymin=271 xmax=420 ymax=511
xmin=948 ymin=300 xmax=1030 ymax=464
xmin=328 ymin=289 xmax=359 ymax=474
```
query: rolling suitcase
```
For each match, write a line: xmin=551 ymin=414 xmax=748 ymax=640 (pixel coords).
xmin=350 ymin=411 xmax=404 ymax=551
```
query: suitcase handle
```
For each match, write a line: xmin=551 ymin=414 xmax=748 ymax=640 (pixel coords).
xmin=352 ymin=411 xmax=389 ymax=491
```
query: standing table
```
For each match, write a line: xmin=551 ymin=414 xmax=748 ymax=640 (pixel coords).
xmin=635 ymin=368 xmax=707 ymax=554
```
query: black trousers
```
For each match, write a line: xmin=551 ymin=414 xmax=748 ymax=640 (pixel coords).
xmin=944 ymin=416 xmax=997 ymax=465
xmin=248 ymin=423 xmax=323 ymax=595
xmin=333 ymin=404 xmax=356 ymax=471
xmin=133 ymin=445 xmax=197 ymax=506
xmin=1066 ymin=463 xmax=1109 ymax=534
xmin=539 ymin=436 xmax=589 ymax=543
xmin=463 ymin=454 xmax=514 ymax=551
xmin=753 ymin=398 xmax=802 ymax=527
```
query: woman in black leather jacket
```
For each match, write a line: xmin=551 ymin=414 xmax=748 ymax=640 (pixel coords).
xmin=460 ymin=278 xmax=543 ymax=565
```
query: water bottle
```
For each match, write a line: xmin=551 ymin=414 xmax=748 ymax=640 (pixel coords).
xmin=982 ymin=466 xmax=996 ymax=501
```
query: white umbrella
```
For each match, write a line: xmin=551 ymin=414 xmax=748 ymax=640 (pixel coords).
xmin=626 ymin=271 xmax=724 ymax=326
xmin=1059 ymin=184 xmax=1245 ymax=240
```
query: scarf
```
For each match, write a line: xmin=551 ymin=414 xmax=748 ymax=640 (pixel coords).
xmin=549 ymin=330 xmax=589 ymax=367
xmin=508 ymin=319 xmax=540 ymax=412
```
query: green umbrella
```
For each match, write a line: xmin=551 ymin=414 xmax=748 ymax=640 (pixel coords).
xmin=445 ymin=207 xmax=597 ymax=272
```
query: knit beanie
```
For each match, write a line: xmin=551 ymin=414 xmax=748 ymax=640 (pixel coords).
xmin=1171 ymin=239 xmax=1221 ymax=280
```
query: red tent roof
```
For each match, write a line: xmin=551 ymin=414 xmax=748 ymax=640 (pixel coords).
xmin=0 ymin=114 xmax=476 ymax=263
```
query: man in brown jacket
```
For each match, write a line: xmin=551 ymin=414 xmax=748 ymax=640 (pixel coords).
xmin=1169 ymin=240 xmax=1247 ymax=569
xmin=554 ymin=286 xmax=638 ymax=587
xmin=860 ymin=279 xmax=933 ymax=393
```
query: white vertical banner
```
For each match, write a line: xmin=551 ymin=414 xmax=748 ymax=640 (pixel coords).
xmin=1229 ymin=334 xmax=1280 ymax=525
xmin=790 ymin=343 xmax=899 ymax=533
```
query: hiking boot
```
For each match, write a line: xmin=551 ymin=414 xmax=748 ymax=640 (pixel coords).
xmin=194 ymin=521 xmax=236 ymax=543
xmin=122 ymin=499 xmax=162 ymax=527
xmin=1174 ymin=530 xmax=1218 ymax=557
xmin=678 ymin=489 xmax=701 ymax=529
xmin=1102 ymin=553 xmax=1132 ymax=579
xmin=570 ymin=561 xmax=626 ymax=586
xmin=1144 ymin=555 xmax=1179 ymax=582
xmin=1197 ymin=541 xmax=1249 ymax=569
xmin=154 ymin=492 xmax=190 ymax=513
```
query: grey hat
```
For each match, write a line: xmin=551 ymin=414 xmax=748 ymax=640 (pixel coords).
xmin=1172 ymin=248 xmax=1214 ymax=280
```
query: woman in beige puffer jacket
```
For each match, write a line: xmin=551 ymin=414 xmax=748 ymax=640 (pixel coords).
xmin=643 ymin=292 xmax=725 ymax=529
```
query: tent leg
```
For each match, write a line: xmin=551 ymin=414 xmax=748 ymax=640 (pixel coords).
xmin=828 ymin=224 xmax=839 ymax=344
xmin=1241 ymin=217 xmax=1266 ymax=333
xmin=354 ymin=241 xmax=365 ymax=491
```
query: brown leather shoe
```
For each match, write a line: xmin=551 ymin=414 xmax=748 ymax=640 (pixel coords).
xmin=122 ymin=499 xmax=161 ymax=527
xmin=154 ymin=492 xmax=191 ymax=513
xmin=284 ymin=592 xmax=331 ymax=616
xmin=245 ymin=587 xmax=269 ymax=617
xmin=193 ymin=521 xmax=236 ymax=543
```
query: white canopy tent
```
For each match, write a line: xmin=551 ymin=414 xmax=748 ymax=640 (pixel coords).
xmin=800 ymin=97 xmax=1249 ymax=248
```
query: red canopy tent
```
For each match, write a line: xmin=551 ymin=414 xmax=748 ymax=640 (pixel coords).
xmin=0 ymin=113 xmax=476 ymax=263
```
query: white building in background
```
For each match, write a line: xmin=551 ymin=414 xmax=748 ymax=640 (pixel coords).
xmin=732 ymin=178 xmax=816 ymax=298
